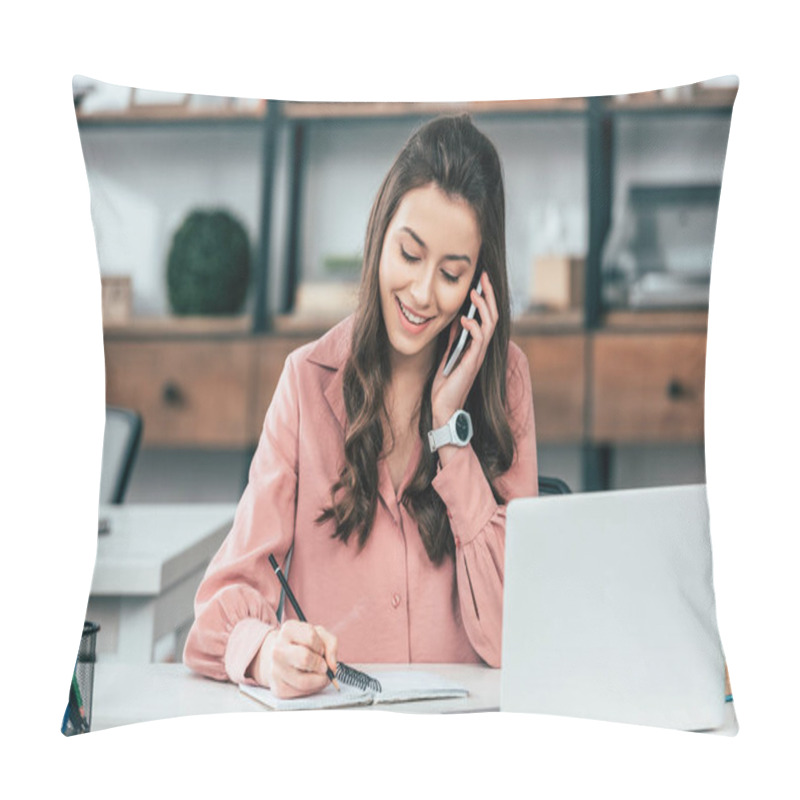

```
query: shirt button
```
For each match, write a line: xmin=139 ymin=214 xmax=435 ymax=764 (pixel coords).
xmin=391 ymin=593 xmax=401 ymax=608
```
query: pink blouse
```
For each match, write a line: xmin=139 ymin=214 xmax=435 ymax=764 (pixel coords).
xmin=183 ymin=315 xmax=538 ymax=683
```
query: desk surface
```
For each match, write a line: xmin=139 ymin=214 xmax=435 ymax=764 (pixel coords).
xmin=92 ymin=504 xmax=236 ymax=595
xmin=91 ymin=662 xmax=501 ymax=730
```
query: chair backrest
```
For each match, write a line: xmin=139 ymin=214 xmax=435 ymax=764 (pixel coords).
xmin=99 ymin=406 xmax=143 ymax=504
xmin=538 ymin=475 xmax=572 ymax=496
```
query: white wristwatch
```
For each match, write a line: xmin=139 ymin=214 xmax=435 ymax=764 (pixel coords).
xmin=428 ymin=410 xmax=473 ymax=453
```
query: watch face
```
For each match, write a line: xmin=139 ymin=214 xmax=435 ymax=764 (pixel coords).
xmin=455 ymin=411 xmax=470 ymax=442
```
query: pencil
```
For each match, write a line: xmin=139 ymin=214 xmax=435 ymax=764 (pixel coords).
xmin=268 ymin=554 xmax=340 ymax=691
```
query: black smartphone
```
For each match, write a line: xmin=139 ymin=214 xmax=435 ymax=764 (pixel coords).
xmin=442 ymin=269 xmax=483 ymax=377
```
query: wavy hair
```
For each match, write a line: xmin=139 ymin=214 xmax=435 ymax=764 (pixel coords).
xmin=316 ymin=114 xmax=515 ymax=565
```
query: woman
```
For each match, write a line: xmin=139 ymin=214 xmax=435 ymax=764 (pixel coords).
xmin=183 ymin=114 xmax=538 ymax=698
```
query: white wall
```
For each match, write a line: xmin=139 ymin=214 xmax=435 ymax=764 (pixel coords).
xmin=79 ymin=124 xmax=264 ymax=315
xmin=78 ymin=114 xmax=592 ymax=318
xmin=79 ymin=107 xmax=732 ymax=317
xmin=299 ymin=116 xmax=588 ymax=317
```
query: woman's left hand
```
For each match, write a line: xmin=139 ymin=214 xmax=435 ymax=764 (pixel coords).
xmin=431 ymin=271 xmax=499 ymax=430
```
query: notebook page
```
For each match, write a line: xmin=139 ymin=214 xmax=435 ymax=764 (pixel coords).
xmin=239 ymin=681 xmax=373 ymax=711
xmin=371 ymin=670 xmax=469 ymax=704
xmin=239 ymin=669 xmax=469 ymax=709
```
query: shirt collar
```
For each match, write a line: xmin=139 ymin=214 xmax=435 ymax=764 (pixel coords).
xmin=304 ymin=313 xmax=421 ymax=510
xmin=304 ymin=314 xmax=355 ymax=430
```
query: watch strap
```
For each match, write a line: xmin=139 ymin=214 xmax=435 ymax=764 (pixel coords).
xmin=427 ymin=425 xmax=453 ymax=452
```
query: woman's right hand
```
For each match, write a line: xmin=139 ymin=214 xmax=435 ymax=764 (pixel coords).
xmin=248 ymin=620 xmax=339 ymax=698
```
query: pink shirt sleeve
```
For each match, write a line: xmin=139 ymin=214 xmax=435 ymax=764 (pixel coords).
xmin=182 ymin=354 xmax=301 ymax=684
xmin=431 ymin=344 xmax=538 ymax=667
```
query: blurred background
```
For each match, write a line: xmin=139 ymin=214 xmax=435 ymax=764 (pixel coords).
xmin=75 ymin=75 xmax=737 ymax=502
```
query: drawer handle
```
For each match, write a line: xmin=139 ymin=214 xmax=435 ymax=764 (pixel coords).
xmin=162 ymin=381 xmax=184 ymax=406
xmin=666 ymin=379 xmax=690 ymax=400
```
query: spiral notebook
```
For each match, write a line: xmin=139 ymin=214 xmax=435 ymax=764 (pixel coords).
xmin=239 ymin=669 xmax=468 ymax=711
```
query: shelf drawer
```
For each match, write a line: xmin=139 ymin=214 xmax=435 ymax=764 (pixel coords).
xmin=104 ymin=339 xmax=255 ymax=447
xmin=513 ymin=335 xmax=585 ymax=443
xmin=591 ymin=333 xmax=706 ymax=442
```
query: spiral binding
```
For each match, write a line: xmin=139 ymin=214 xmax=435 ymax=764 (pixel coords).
xmin=335 ymin=662 xmax=382 ymax=693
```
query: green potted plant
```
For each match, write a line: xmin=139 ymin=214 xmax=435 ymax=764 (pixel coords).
xmin=166 ymin=208 xmax=252 ymax=315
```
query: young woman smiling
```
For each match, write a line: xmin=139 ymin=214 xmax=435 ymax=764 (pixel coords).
xmin=183 ymin=114 xmax=539 ymax=698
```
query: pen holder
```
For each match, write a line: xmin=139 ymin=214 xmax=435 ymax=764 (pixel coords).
xmin=62 ymin=621 xmax=100 ymax=736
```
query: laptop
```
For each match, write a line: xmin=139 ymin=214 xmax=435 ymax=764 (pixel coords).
xmin=501 ymin=484 xmax=737 ymax=733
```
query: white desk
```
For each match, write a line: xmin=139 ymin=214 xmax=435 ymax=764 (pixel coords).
xmin=88 ymin=504 xmax=235 ymax=663
xmin=91 ymin=663 xmax=501 ymax=730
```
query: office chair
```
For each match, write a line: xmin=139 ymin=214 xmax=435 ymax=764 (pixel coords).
xmin=538 ymin=475 xmax=572 ymax=496
xmin=99 ymin=406 xmax=143 ymax=504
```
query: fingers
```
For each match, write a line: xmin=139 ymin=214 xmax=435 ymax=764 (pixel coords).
xmin=270 ymin=664 xmax=331 ymax=699
xmin=463 ymin=275 xmax=497 ymax=352
xmin=460 ymin=314 xmax=485 ymax=352
xmin=479 ymin=270 xmax=499 ymax=324
xmin=431 ymin=273 xmax=500 ymax=420
xmin=281 ymin=620 xmax=331 ymax=671
xmin=314 ymin=625 xmax=339 ymax=674
xmin=437 ymin=316 xmax=463 ymax=373
xmin=268 ymin=621 xmax=339 ymax=699
xmin=282 ymin=619 xmax=326 ymax=652
xmin=470 ymin=272 xmax=498 ymax=332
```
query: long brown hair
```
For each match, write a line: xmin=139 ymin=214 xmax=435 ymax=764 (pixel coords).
xmin=316 ymin=114 xmax=515 ymax=565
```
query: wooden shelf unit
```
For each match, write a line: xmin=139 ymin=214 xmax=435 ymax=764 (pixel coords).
xmin=103 ymin=308 xmax=707 ymax=453
xmin=281 ymin=97 xmax=588 ymax=120
xmin=90 ymin=84 xmax=732 ymax=488
xmin=76 ymin=103 xmax=267 ymax=127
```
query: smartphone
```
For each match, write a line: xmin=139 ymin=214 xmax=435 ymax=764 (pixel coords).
xmin=442 ymin=270 xmax=483 ymax=377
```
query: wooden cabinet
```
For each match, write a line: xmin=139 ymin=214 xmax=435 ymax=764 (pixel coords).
xmin=590 ymin=332 xmax=707 ymax=442
xmin=105 ymin=329 xmax=591 ymax=449
xmin=105 ymin=333 xmax=322 ymax=447
xmin=105 ymin=325 xmax=709 ymax=451
xmin=513 ymin=334 xmax=585 ymax=443
xmin=104 ymin=339 xmax=254 ymax=447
